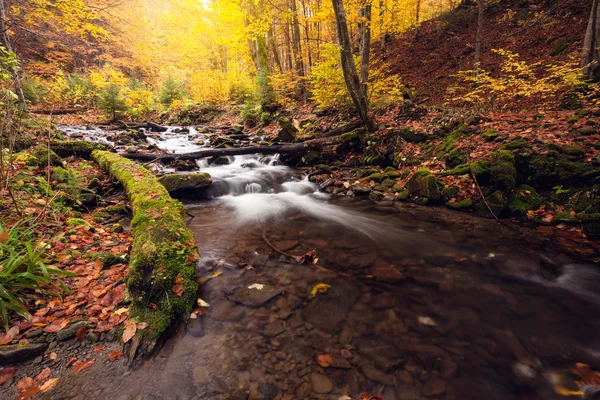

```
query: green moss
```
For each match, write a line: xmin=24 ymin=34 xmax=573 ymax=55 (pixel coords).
xmin=489 ymin=150 xmax=516 ymax=190
xmin=384 ymin=166 xmax=396 ymax=173
xmin=444 ymin=148 xmax=467 ymax=168
xmin=550 ymin=40 xmax=568 ymax=56
xmin=406 ymin=168 xmax=441 ymax=201
xmin=509 ymin=185 xmax=541 ymax=216
xmin=50 ymin=140 xmax=109 ymax=159
xmin=562 ymin=145 xmax=586 ymax=158
xmin=446 ymin=199 xmax=473 ymax=210
xmin=92 ymin=150 xmax=198 ymax=350
xmin=66 ymin=218 xmax=91 ymax=227
xmin=440 ymin=164 xmax=470 ymax=176
xmin=381 ymin=178 xmax=395 ymax=188
xmin=300 ymin=151 xmax=319 ymax=166
xmin=397 ymin=190 xmax=410 ymax=201
xmin=400 ymin=169 xmax=411 ymax=179
xmin=373 ymin=184 xmax=388 ymax=191
xmin=524 ymin=152 xmax=600 ymax=188
xmin=363 ymin=172 xmax=382 ymax=182
xmin=382 ymin=171 xmax=401 ymax=180
xmin=481 ymin=129 xmax=499 ymax=141
xmin=553 ymin=212 xmax=575 ymax=223
xmin=24 ymin=146 xmax=64 ymax=168
xmin=369 ymin=191 xmax=384 ymax=201
xmin=158 ymin=173 xmax=212 ymax=192
xmin=502 ymin=138 xmax=530 ymax=150
xmin=393 ymin=127 xmax=428 ymax=143
xmin=566 ymin=116 xmax=579 ymax=123
xmin=442 ymin=186 xmax=459 ymax=201
xmin=340 ymin=129 xmax=366 ymax=142
xmin=93 ymin=252 xmax=128 ymax=268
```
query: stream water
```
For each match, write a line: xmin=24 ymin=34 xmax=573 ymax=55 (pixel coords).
xmin=48 ymin=125 xmax=600 ymax=399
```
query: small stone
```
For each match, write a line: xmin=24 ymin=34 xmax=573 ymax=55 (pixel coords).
xmin=310 ymin=373 xmax=333 ymax=394
xmin=26 ymin=329 xmax=44 ymax=339
xmin=57 ymin=321 xmax=88 ymax=341
xmin=397 ymin=370 xmax=413 ymax=384
xmin=230 ymin=286 xmax=283 ymax=307
xmin=421 ymin=377 xmax=446 ymax=397
xmin=275 ymin=351 xmax=286 ymax=360
xmin=296 ymin=382 xmax=312 ymax=398
xmin=362 ymin=365 xmax=396 ymax=385
xmin=340 ymin=349 xmax=352 ymax=359
xmin=440 ymin=359 xmax=458 ymax=379
xmin=264 ymin=320 xmax=285 ymax=338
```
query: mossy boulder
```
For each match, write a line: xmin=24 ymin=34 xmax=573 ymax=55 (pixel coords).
xmin=277 ymin=117 xmax=298 ymax=142
xmin=476 ymin=190 xmax=507 ymax=218
xmin=406 ymin=168 xmax=441 ymax=201
xmin=94 ymin=252 xmax=128 ymax=269
xmin=66 ymin=218 xmax=91 ymax=227
xmin=50 ymin=140 xmax=109 ymax=159
xmin=92 ymin=150 xmax=199 ymax=357
xmin=562 ymin=145 xmax=586 ymax=158
xmin=397 ymin=190 xmax=410 ymax=201
xmin=520 ymin=151 xmax=600 ymax=189
xmin=24 ymin=146 xmax=64 ymax=168
xmin=158 ymin=173 xmax=212 ymax=192
xmin=508 ymin=185 xmax=541 ymax=216
xmin=362 ymin=173 xmax=382 ymax=183
xmin=489 ymin=150 xmax=516 ymax=191
xmin=299 ymin=151 xmax=320 ymax=166
xmin=393 ymin=127 xmax=428 ymax=143
xmin=442 ymin=186 xmax=459 ymax=201
xmin=51 ymin=166 xmax=77 ymax=184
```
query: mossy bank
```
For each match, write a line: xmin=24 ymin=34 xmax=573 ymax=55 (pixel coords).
xmin=92 ymin=150 xmax=199 ymax=357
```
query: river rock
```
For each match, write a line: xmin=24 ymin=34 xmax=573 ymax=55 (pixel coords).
xmin=229 ymin=285 xmax=283 ymax=307
xmin=356 ymin=339 xmax=406 ymax=372
xmin=57 ymin=321 xmax=89 ymax=341
xmin=211 ymin=300 xmax=245 ymax=322
xmin=362 ymin=365 xmax=396 ymax=385
xmin=0 ymin=343 xmax=48 ymax=365
xmin=370 ymin=264 xmax=405 ymax=282
xmin=440 ymin=358 xmax=458 ymax=379
xmin=406 ymin=169 xmax=441 ymax=201
xmin=186 ymin=317 xmax=204 ymax=337
xmin=263 ymin=320 xmax=285 ymax=337
xmin=302 ymin=279 xmax=360 ymax=333
xmin=158 ymin=173 xmax=212 ymax=192
xmin=310 ymin=373 xmax=333 ymax=394
xmin=421 ymin=377 xmax=446 ymax=396
xmin=296 ymin=382 xmax=312 ymax=397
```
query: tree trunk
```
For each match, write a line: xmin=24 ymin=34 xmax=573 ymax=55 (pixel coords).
xmin=268 ymin=27 xmax=283 ymax=73
xmin=358 ymin=1 xmax=372 ymax=99
xmin=332 ymin=0 xmax=375 ymax=131
xmin=291 ymin=0 xmax=305 ymax=77
xmin=284 ymin=23 xmax=294 ymax=71
xmin=582 ymin=0 xmax=600 ymax=80
xmin=474 ymin=0 xmax=484 ymax=70
xmin=414 ymin=0 xmax=421 ymax=40
xmin=0 ymin=0 xmax=25 ymax=107
xmin=379 ymin=0 xmax=385 ymax=57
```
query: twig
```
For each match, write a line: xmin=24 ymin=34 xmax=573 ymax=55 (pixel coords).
xmin=6 ymin=184 xmax=22 ymax=217
xmin=143 ymin=158 xmax=161 ymax=167
xmin=33 ymin=190 xmax=62 ymax=225
xmin=471 ymin=169 xmax=498 ymax=220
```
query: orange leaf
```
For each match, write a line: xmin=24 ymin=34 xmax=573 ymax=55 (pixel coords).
xmin=43 ymin=319 xmax=68 ymax=333
xmin=16 ymin=385 xmax=40 ymax=400
xmin=75 ymin=327 xmax=88 ymax=341
xmin=317 ymin=354 xmax=333 ymax=368
xmin=0 ymin=230 xmax=8 ymax=244
xmin=173 ymin=283 xmax=184 ymax=297
xmin=39 ymin=378 xmax=59 ymax=393
xmin=0 ymin=325 xmax=19 ymax=345
xmin=65 ymin=357 xmax=78 ymax=368
xmin=136 ymin=322 xmax=148 ymax=330
xmin=0 ymin=367 xmax=16 ymax=385
xmin=73 ymin=359 xmax=95 ymax=375
xmin=121 ymin=319 xmax=137 ymax=344
xmin=34 ymin=368 xmax=51 ymax=383
xmin=92 ymin=345 xmax=105 ymax=353
xmin=108 ymin=351 xmax=124 ymax=361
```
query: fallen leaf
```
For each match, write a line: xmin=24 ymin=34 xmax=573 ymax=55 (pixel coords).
xmin=0 ymin=367 xmax=16 ymax=385
xmin=16 ymin=385 xmax=40 ymax=400
xmin=34 ymin=368 xmax=51 ymax=383
xmin=136 ymin=322 xmax=148 ymax=330
xmin=114 ymin=307 xmax=128 ymax=315
xmin=17 ymin=377 xmax=34 ymax=390
xmin=43 ymin=319 xmax=69 ymax=333
xmin=248 ymin=283 xmax=265 ymax=290
xmin=173 ymin=282 xmax=184 ymax=297
xmin=39 ymin=378 xmax=59 ymax=393
xmin=73 ymin=359 xmax=95 ymax=375
xmin=317 ymin=354 xmax=333 ymax=368
xmin=197 ymin=298 xmax=210 ymax=307
xmin=107 ymin=351 xmax=124 ymax=361
xmin=92 ymin=345 xmax=104 ymax=353
xmin=0 ymin=325 xmax=19 ymax=345
xmin=310 ymin=283 xmax=331 ymax=297
xmin=65 ymin=357 xmax=78 ymax=367
xmin=76 ymin=326 xmax=88 ymax=341
xmin=48 ymin=352 xmax=57 ymax=361
xmin=0 ymin=230 xmax=8 ymax=244
xmin=121 ymin=319 xmax=137 ymax=344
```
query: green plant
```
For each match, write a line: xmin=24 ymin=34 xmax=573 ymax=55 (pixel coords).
xmin=0 ymin=221 xmax=76 ymax=331
xmin=241 ymin=101 xmax=261 ymax=127
xmin=553 ymin=185 xmax=570 ymax=195
xmin=22 ymin=78 xmax=47 ymax=105
xmin=158 ymin=76 xmax=186 ymax=107
xmin=98 ymin=84 xmax=128 ymax=121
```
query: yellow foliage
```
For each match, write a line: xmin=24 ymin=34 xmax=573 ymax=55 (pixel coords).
xmin=125 ymin=89 xmax=154 ymax=119
xmin=448 ymin=49 xmax=583 ymax=110
xmin=89 ymin=65 xmax=128 ymax=91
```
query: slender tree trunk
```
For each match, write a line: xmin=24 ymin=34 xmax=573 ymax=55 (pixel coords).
xmin=301 ymin=0 xmax=313 ymax=69
xmin=582 ymin=0 xmax=600 ymax=80
xmin=268 ymin=27 xmax=283 ymax=73
xmin=379 ymin=0 xmax=385 ymax=57
xmin=284 ymin=23 xmax=294 ymax=71
xmin=413 ymin=0 xmax=421 ymax=40
xmin=291 ymin=0 xmax=305 ymax=76
xmin=331 ymin=0 xmax=375 ymax=131
xmin=358 ymin=1 xmax=372 ymax=99
xmin=474 ymin=0 xmax=484 ymax=70
xmin=0 ymin=0 xmax=25 ymax=107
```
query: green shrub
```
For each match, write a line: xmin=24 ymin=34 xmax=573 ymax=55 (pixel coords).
xmin=98 ymin=85 xmax=128 ymax=120
xmin=158 ymin=76 xmax=187 ymax=107
xmin=22 ymin=78 xmax=47 ymax=105
xmin=0 ymin=220 xmax=76 ymax=331
xmin=241 ymin=101 xmax=261 ymax=127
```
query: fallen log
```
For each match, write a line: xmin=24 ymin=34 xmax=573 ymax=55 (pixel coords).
xmin=92 ymin=150 xmax=198 ymax=360
xmin=118 ymin=121 xmax=169 ymax=132
xmin=322 ymin=120 xmax=363 ymax=137
xmin=122 ymin=142 xmax=317 ymax=161
xmin=31 ymin=108 xmax=87 ymax=115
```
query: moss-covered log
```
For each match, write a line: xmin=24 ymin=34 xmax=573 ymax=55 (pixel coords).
xmin=50 ymin=140 xmax=110 ymax=158
xmin=92 ymin=150 xmax=198 ymax=358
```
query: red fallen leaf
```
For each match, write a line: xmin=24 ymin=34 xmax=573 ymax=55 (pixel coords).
xmin=0 ymin=367 xmax=16 ymax=385
xmin=43 ymin=319 xmax=68 ymax=333
xmin=0 ymin=230 xmax=8 ymax=244
xmin=92 ymin=345 xmax=104 ymax=353
xmin=73 ymin=358 xmax=95 ymax=375
xmin=65 ymin=357 xmax=79 ymax=367
xmin=108 ymin=351 xmax=124 ymax=361
xmin=16 ymin=385 xmax=40 ymax=400
xmin=121 ymin=319 xmax=137 ymax=344
xmin=0 ymin=325 xmax=19 ymax=345
xmin=173 ymin=282 xmax=184 ymax=297
xmin=101 ymin=291 xmax=114 ymax=307
xmin=17 ymin=377 xmax=34 ymax=390
xmin=148 ymin=303 xmax=157 ymax=310
xmin=75 ymin=326 xmax=88 ymax=341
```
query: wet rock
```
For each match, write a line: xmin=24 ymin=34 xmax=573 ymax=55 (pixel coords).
xmin=421 ymin=377 xmax=446 ymax=396
xmin=158 ymin=173 xmax=212 ymax=192
xmin=211 ymin=300 xmax=245 ymax=322
xmin=397 ymin=370 xmax=413 ymax=384
xmin=57 ymin=321 xmax=88 ymax=341
xmin=440 ymin=359 xmax=458 ymax=379
xmin=272 ymin=240 xmax=299 ymax=252
xmin=356 ymin=339 xmax=406 ymax=372
xmin=296 ymin=382 xmax=312 ymax=397
xmin=263 ymin=320 xmax=285 ymax=337
xmin=310 ymin=373 xmax=333 ymax=394
xmin=350 ymin=184 xmax=371 ymax=195
xmin=396 ymin=384 xmax=421 ymax=400
xmin=370 ymin=264 xmax=405 ymax=282
xmin=26 ymin=329 xmax=44 ymax=339
xmin=406 ymin=169 xmax=441 ymax=201
xmin=186 ymin=317 xmax=205 ymax=337
xmin=302 ymin=279 xmax=360 ymax=333
xmin=277 ymin=118 xmax=298 ymax=142
xmin=0 ymin=343 xmax=48 ymax=365
xmin=229 ymin=285 xmax=283 ymax=307
xmin=362 ymin=365 xmax=396 ymax=385
xmin=193 ymin=365 xmax=228 ymax=397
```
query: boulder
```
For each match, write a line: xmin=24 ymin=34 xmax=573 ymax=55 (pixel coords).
xmin=509 ymin=185 xmax=541 ymax=216
xmin=406 ymin=169 xmax=441 ymax=201
xmin=158 ymin=173 xmax=212 ymax=192
xmin=0 ymin=343 xmax=48 ymax=365
xmin=277 ymin=118 xmax=298 ymax=142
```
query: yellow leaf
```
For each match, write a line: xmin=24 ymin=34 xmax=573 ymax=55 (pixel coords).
xmin=310 ymin=283 xmax=331 ymax=298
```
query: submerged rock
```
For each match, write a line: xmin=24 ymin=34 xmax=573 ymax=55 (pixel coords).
xmin=158 ymin=173 xmax=212 ymax=192
xmin=302 ymin=279 xmax=360 ymax=333
xmin=229 ymin=285 xmax=283 ymax=307
xmin=310 ymin=373 xmax=333 ymax=394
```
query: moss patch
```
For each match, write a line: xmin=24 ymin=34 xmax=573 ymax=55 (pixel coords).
xmin=509 ymin=185 xmax=541 ymax=216
xmin=158 ymin=173 xmax=212 ymax=192
xmin=406 ymin=168 xmax=441 ymax=201
xmin=92 ymin=150 xmax=199 ymax=353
